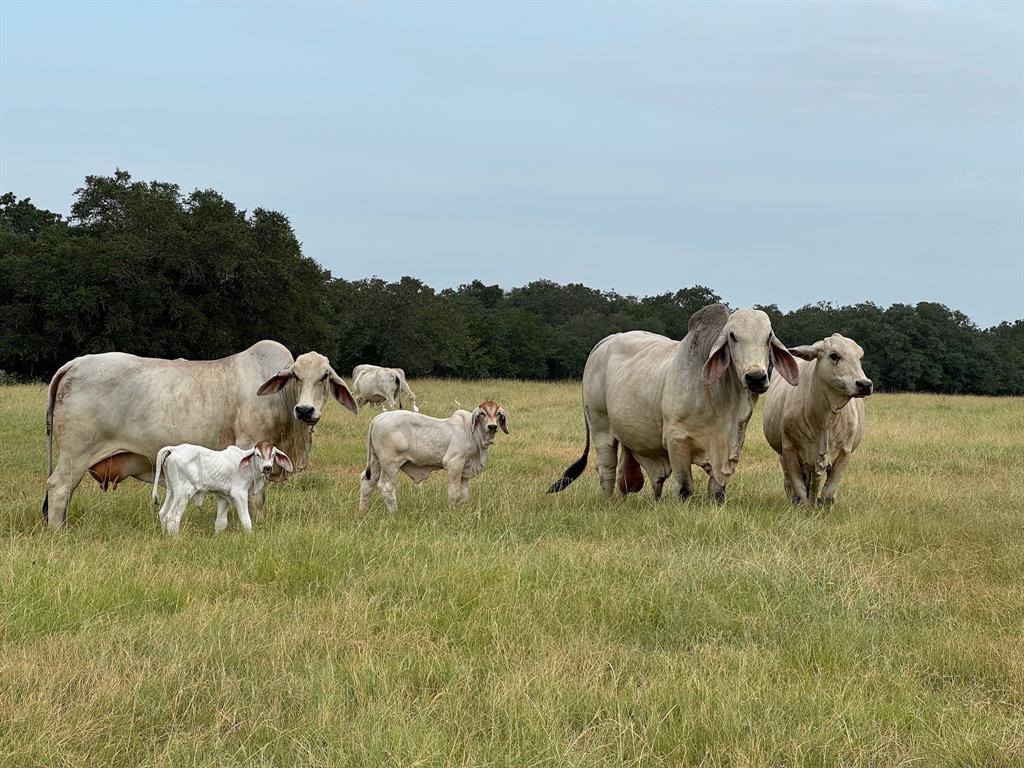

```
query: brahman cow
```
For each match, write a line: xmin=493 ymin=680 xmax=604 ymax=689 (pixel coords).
xmin=359 ymin=400 xmax=508 ymax=512
xmin=763 ymin=333 xmax=872 ymax=506
xmin=549 ymin=304 xmax=799 ymax=503
xmin=43 ymin=340 xmax=357 ymax=528
xmin=351 ymin=364 xmax=419 ymax=412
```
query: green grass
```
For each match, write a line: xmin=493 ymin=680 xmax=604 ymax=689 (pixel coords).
xmin=1 ymin=380 xmax=1022 ymax=766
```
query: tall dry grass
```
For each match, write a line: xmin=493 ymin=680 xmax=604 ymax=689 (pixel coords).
xmin=1 ymin=381 xmax=1022 ymax=766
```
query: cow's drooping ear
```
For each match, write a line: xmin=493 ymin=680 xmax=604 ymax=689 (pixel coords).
xmin=787 ymin=344 xmax=821 ymax=361
xmin=328 ymin=368 xmax=358 ymax=414
xmin=258 ymin=365 xmax=294 ymax=396
xmin=472 ymin=406 xmax=485 ymax=429
xmin=497 ymin=408 xmax=509 ymax=434
xmin=770 ymin=337 xmax=801 ymax=385
xmin=272 ymin=448 xmax=294 ymax=473
xmin=701 ymin=329 xmax=731 ymax=386
xmin=239 ymin=448 xmax=259 ymax=469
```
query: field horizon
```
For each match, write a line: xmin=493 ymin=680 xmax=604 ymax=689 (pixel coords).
xmin=2 ymin=380 xmax=1022 ymax=766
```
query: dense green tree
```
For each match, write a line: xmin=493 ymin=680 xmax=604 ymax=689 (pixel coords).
xmin=1 ymin=173 xmax=1019 ymax=394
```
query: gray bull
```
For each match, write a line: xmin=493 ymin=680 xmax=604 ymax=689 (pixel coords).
xmin=549 ymin=304 xmax=800 ymax=503
xmin=43 ymin=340 xmax=357 ymax=528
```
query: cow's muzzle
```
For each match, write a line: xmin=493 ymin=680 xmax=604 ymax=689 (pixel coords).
xmin=744 ymin=370 xmax=769 ymax=393
xmin=294 ymin=404 xmax=319 ymax=424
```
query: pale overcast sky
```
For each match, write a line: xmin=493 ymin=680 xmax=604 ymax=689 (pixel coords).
xmin=2 ymin=1 xmax=1021 ymax=326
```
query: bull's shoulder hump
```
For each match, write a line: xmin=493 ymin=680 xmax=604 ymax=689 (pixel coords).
xmin=240 ymin=339 xmax=293 ymax=362
xmin=687 ymin=303 xmax=730 ymax=335
xmin=601 ymin=330 xmax=677 ymax=355
xmin=592 ymin=330 xmax=674 ymax=351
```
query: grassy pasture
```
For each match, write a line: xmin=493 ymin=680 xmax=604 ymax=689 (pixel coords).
xmin=1 ymin=380 xmax=1022 ymax=767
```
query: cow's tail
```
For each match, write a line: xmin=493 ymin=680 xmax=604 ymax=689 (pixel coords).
xmin=548 ymin=405 xmax=591 ymax=493
xmin=394 ymin=373 xmax=402 ymax=410
xmin=42 ymin=360 xmax=75 ymax=520
xmin=152 ymin=447 xmax=172 ymax=506
xmin=363 ymin=423 xmax=375 ymax=481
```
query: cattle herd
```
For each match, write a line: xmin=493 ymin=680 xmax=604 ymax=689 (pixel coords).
xmin=41 ymin=303 xmax=872 ymax=533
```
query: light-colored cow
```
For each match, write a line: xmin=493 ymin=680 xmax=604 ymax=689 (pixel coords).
xmin=763 ymin=333 xmax=872 ymax=506
xmin=549 ymin=304 xmax=800 ymax=503
xmin=351 ymin=364 xmax=419 ymax=412
xmin=152 ymin=441 xmax=293 ymax=534
xmin=44 ymin=341 xmax=357 ymax=528
xmin=359 ymin=400 xmax=508 ymax=512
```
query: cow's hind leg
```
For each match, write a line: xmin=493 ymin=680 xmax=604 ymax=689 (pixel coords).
xmin=359 ymin=450 xmax=382 ymax=512
xmin=44 ymin=457 xmax=88 ymax=529
xmin=378 ymin=465 xmax=399 ymax=513
xmin=157 ymin=486 xmax=177 ymax=534
xmin=637 ymin=456 xmax=670 ymax=501
xmin=164 ymin=492 xmax=191 ymax=535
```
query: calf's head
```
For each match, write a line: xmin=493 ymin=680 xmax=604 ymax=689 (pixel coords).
xmin=257 ymin=351 xmax=358 ymax=425
xmin=788 ymin=334 xmax=872 ymax=398
xmin=472 ymin=400 xmax=508 ymax=444
xmin=240 ymin=441 xmax=294 ymax=478
xmin=701 ymin=308 xmax=799 ymax=394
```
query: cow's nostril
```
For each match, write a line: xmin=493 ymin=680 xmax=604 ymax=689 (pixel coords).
xmin=745 ymin=371 xmax=768 ymax=383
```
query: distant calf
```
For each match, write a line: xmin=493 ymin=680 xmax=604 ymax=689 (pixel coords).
xmin=152 ymin=441 xmax=293 ymax=534
xmin=763 ymin=334 xmax=872 ymax=506
xmin=360 ymin=400 xmax=508 ymax=512
xmin=351 ymin=364 xmax=419 ymax=412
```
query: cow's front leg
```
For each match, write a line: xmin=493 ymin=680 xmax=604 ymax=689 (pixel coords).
xmin=667 ymin=440 xmax=693 ymax=501
xmin=820 ymin=452 xmax=852 ymax=507
xmin=708 ymin=475 xmax=726 ymax=505
xmin=781 ymin=447 xmax=808 ymax=505
xmin=232 ymin=492 xmax=253 ymax=534
xmin=445 ymin=461 xmax=466 ymax=505
xmin=779 ymin=456 xmax=793 ymax=499
xmin=459 ymin=478 xmax=470 ymax=502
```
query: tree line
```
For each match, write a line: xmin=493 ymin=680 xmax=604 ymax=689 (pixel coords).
xmin=2 ymin=172 xmax=1021 ymax=395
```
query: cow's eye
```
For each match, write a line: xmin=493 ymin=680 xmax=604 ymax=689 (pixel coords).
xmin=829 ymin=352 xmax=840 ymax=362
xmin=729 ymin=331 xmax=737 ymax=342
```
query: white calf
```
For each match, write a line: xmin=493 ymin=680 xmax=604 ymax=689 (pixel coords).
xmin=152 ymin=441 xmax=293 ymax=534
xmin=359 ymin=400 xmax=508 ymax=512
